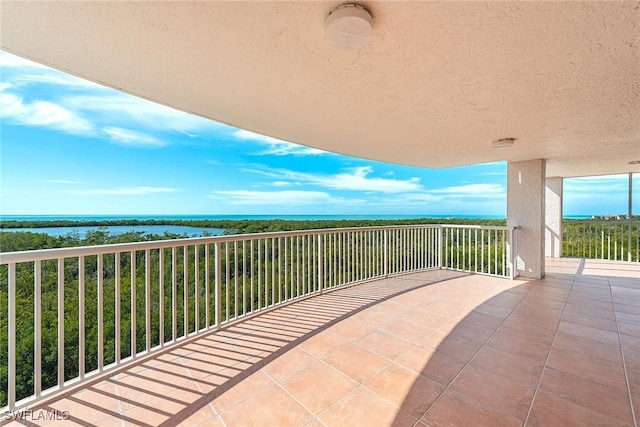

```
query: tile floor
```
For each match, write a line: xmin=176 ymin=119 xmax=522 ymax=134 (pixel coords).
xmin=2 ymin=258 xmax=639 ymax=427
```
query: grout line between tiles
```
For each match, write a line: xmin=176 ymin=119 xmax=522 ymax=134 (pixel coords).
xmin=521 ymin=268 xmax=578 ymax=426
xmin=412 ymin=278 xmax=541 ymax=427
xmin=612 ymin=274 xmax=639 ymax=427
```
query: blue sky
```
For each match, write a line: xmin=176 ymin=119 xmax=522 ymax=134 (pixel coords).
xmin=0 ymin=50 xmax=637 ymax=217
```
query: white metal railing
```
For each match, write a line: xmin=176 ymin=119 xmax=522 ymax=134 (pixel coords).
xmin=0 ymin=224 xmax=515 ymax=412
xmin=562 ymin=221 xmax=639 ymax=262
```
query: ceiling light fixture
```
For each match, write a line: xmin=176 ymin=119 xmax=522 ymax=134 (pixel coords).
xmin=325 ymin=3 xmax=373 ymax=50
xmin=491 ymin=138 xmax=516 ymax=149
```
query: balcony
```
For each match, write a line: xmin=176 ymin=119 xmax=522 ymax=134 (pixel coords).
xmin=1 ymin=226 xmax=639 ymax=426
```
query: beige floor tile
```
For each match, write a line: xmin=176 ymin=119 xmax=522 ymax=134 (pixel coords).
xmin=323 ymin=343 xmax=390 ymax=383
xmin=262 ymin=346 xmax=318 ymax=383
xmin=356 ymin=330 xmax=414 ymax=361
xmin=280 ymin=361 xmax=358 ymax=414
xmin=320 ymin=387 xmax=416 ymax=427
xmin=420 ymin=390 xmax=520 ymax=427
xmin=15 ymin=263 xmax=639 ymax=427
xmin=219 ymin=386 xmax=313 ymax=427
xmin=211 ymin=370 xmax=276 ymax=413
xmin=365 ymin=363 xmax=443 ymax=419
xmin=526 ymin=391 xmax=628 ymax=427
xmin=449 ymin=364 xmax=535 ymax=421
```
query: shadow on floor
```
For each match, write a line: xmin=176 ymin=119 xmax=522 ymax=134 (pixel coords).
xmin=394 ymin=259 xmax=639 ymax=426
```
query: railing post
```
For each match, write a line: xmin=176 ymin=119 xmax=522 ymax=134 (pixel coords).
xmin=318 ymin=234 xmax=323 ymax=294
xmin=384 ymin=229 xmax=389 ymax=276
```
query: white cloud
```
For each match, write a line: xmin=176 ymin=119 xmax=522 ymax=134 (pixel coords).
xmin=382 ymin=193 xmax=443 ymax=205
xmin=68 ymin=186 xmax=178 ymax=195
xmin=66 ymin=94 xmax=223 ymax=136
xmin=272 ymin=181 xmax=291 ymax=187
xmin=429 ymin=183 xmax=505 ymax=198
xmin=232 ymin=129 xmax=326 ymax=156
xmin=243 ymin=165 xmax=423 ymax=193
xmin=1 ymin=51 xmax=224 ymax=144
xmin=104 ymin=127 xmax=166 ymax=147
xmin=45 ymin=179 xmax=85 ymax=185
xmin=0 ymin=91 xmax=93 ymax=135
xmin=214 ymin=190 xmax=363 ymax=206
xmin=564 ymin=174 xmax=629 ymax=193
xmin=328 ymin=166 xmax=422 ymax=193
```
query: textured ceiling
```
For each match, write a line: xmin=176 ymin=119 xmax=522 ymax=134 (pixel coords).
xmin=2 ymin=1 xmax=639 ymax=177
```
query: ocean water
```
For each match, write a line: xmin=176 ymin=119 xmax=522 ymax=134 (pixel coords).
xmin=0 ymin=214 xmax=592 ymax=238
xmin=4 ymin=225 xmax=225 ymax=238
xmin=0 ymin=214 xmax=508 ymax=238
xmin=1 ymin=214 xmax=508 ymax=222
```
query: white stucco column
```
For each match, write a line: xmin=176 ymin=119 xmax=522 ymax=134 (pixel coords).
xmin=507 ymin=159 xmax=545 ymax=279
xmin=545 ymin=177 xmax=563 ymax=258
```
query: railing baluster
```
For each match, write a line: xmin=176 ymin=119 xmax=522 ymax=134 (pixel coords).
xmin=251 ymin=239 xmax=255 ymax=312
xmin=481 ymin=229 xmax=485 ymax=273
xmin=226 ymin=242 xmax=230 ymax=321
xmin=318 ymin=234 xmax=324 ymax=294
xmin=195 ymin=245 xmax=200 ymax=332
xmin=235 ymin=241 xmax=239 ymax=318
xmin=258 ymin=239 xmax=262 ymax=310
xmin=130 ymin=252 xmax=136 ymax=358
xmin=57 ymin=258 xmax=64 ymax=387
xmin=215 ymin=242 xmax=222 ymax=328
xmin=284 ymin=237 xmax=289 ymax=299
xmin=184 ymin=246 xmax=189 ymax=337
xmin=34 ymin=261 xmax=42 ymax=398
xmin=278 ymin=237 xmax=282 ymax=301
xmin=98 ymin=254 xmax=104 ymax=370
xmin=78 ymin=257 xmax=85 ymax=380
xmin=144 ymin=250 xmax=151 ymax=352
xmin=303 ymin=235 xmax=307 ymax=292
xmin=115 ymin=252 xmax=121 ymax=364
xmin=204 ymin=244 xmax=209 ymax=326
xmin=272 ymin=238 xmax=276 ymax=304
xmin=8 ymin=262 xmax=16 ymax=410
xmin=159 ymin=249 xmax=165 ymax=344
xmin=243 ymin=240 xmax=247 ymax=315
xmin=172 ymin=247 xmax=177 ymax=341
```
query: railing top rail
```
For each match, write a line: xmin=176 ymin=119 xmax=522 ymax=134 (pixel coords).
xmin=0 ymin=223 xmax=514 ymax=264
xmin=441 ymin=224 xmax=516 ymax=231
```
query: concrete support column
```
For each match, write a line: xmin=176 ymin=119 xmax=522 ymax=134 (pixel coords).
xmin=545 ymin=177 xmax=563 ymax=258
xmin=507 ymin=159 xmax=545 ymax=279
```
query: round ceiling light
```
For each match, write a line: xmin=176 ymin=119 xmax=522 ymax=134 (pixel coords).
xmin=325 ymin=3 xmax=373 ymax=50
xmin=491 ymin=138 xmax=516 ymax=149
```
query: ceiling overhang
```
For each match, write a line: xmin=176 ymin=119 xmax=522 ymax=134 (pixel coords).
xmin=1 ymin=1 xmax=639 ymax=178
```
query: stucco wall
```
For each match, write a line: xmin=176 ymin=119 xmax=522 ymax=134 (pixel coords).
xmin=545 ymin=177 xmax=563 ymax=258
xmin=507 ymin=159 xmax=545 ymax=279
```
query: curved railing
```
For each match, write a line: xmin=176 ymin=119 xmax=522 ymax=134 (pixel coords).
xmin=0 ymin=224 xmax=515 ymax=412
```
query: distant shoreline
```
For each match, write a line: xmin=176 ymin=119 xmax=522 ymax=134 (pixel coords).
xmin=0 ymin=213 xmax=596 ymax=228
xmin=0 ymin=217 xmax=505 ymax=230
